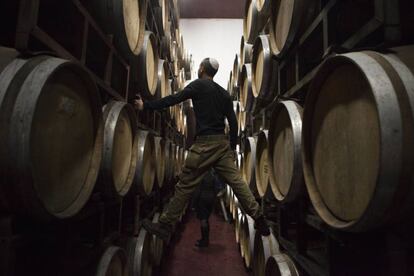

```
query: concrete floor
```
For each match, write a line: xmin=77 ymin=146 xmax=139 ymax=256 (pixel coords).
xmin=158 ymin=211 xmax=249 ymax=276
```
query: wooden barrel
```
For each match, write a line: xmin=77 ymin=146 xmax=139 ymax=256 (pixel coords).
xmin=173 ymin=59 xmax=180 ymax=78
xmin=235 ymin=206 xmax=245 ymax=244
xmin=243 ymin=0 xmax=268 ymax=44
xmin=228 ymin=71 xmax=233 ymax=93
xmin=269 ymin=0 xmax=318 ymax=57
xmin=160 ymin=0 xmax=169 ymax=35
xmin=255 ymin=0 xmax=271 ymax=16
xmin=252 ymin=35 xmax=278 ymax=100
xmin=238 ymin=212 xmax=246 ymax=259
xmin=178 ymin=68 xmax=186 ymax=90
xmin=154 ymin=0 xmax=169 ymax=36
xmin=126 ymin=229 xmax=153 ymax=276
xmin=96 ymin=246 xmax=128 ymax=276
xmin=240 ymin=36 xmax=253 ymax=65
xmin=134 ymin=130 xmax=155 ymax=195
xmin=240 ymin=215 xmax=256 ymax=269
xmin=232 ymin=194 xmax=239 ymax=220
xmin=134 ymin=31 xmax=159 ymax=98
xmin=156 ymin=59 xmax=169 ymax=99
xmin=151 ymin=213 xmax=164 ymax=266
xmin=232 ymin=54 xmax=240 ymax=89
xmin=0 ymin=53 xmax=103 ymax=219
xmin=183 ymin=52 xmax=192 ymax=78
xmin=162 ymin=139 xmax=172 ymax=185
xmin=232 ymin=101 xmax=241 ymax=136
xmin=160 ymin=34 xmax=172 ymax=61
xmin=243 ymin=137 xmax=257 ymax=189
xmin=100 ymin=101 xmax=138 ymax=198
xmin=229 ymin=190 xmax=234 ymax=218
xmin=268 ymin=101 xmax=304 ymax=203
xmin=171 ymin=41 xmax=178 ymax=62
xmin=253 ymin=231 xmax=280 ymax=276
xmin=239 ymin=110 xmax=247 ymax=132
xmin=240 ymin=64 xmax=254 ymax=112
xmin=265 ymin=253 xmax=299 ymax=276
xmin=302 ymin=46 xmax=414 ymax=231
xmin=84 ymin=0 xmax=147 ymax=58
xmin=225 ymin=185 xmax=232 ymax=208
xmin=255 ymin=130 xmax=270 ymax=198
xmin=154 ymin=137 xmax=166 ymax=188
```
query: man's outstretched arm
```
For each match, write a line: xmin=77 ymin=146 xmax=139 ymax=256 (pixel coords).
xmin=134 ymin=81 xmax=199 ymax=111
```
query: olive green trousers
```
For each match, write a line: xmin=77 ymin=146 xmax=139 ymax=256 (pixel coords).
xmin=160 ymin=135 xmax=262 ymax=225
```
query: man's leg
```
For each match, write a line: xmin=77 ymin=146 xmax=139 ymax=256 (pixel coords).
xmin=213 ymin=144 xmax=270 ymax=236
xmin=213 ymin=147 xmax=261 ymax=219
xmin=159 ymin=160 xmax=209 ymax=225
xmin=143 ymin=142 xmax=218 ymax=240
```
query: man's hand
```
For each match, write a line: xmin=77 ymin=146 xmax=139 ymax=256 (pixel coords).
xmin=133 ymin=94 xmax=144 ymax=111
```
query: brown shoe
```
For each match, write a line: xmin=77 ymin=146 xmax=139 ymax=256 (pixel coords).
xmin=142 ymin=219 xmax=173 ymax=241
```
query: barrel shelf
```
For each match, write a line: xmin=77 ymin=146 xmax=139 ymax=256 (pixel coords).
xmin=7 ymin=0 xmax=130 ymax=101
xmin=146 ymin=0 xmax=163 ymax=56
xmin=264 ymin=193 xmax=414 ymax=276
xmin=251 ymin=0 xmax=409 ymax=117
xmin=168 ymin=0 xmax=180 ymax=35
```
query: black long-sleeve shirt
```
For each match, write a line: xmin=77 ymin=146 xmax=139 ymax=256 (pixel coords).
xmin=144 ymin=78 xmax=238 ymax=150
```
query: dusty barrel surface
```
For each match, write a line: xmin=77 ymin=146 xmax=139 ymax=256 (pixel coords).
xmin=243 ymin=137 xmax=257 ymax=189
xmin=126 ymin=229 xmax=153 ymax=276
xmin=253 ymin=231 xmax=280 ymax=276
xmin=265 ymin=253 xmax=299 ymax=276
xmin=240 ymin=64 xmax=254 ymax=112
xmin=252 ymin=35 xmax=278 ymax=100
xmin=154 ymin=137 xmax=166 ymax=188
xmin=134 ymin=130 xmax=155 ymax=195
xmin=134 ymin=31 xmax=159 ymax=98
xmin=302 ymin=46 xmax=414 ymax=231
xmin=100 ymin=101 xmax=137 ymax=198
xmin=269 ymin=0 xmax=318 ymax=57
xmin=96 ymin=246 xmax=128 ymax=276
xmin=84 ymin=0 xmax=147 ymax=58
xmin=0 ymin=51 xmax=103 ymax=219
xmin=268 ymin=101 xmax=304 ymax=203
xmin=255 ymin=130 xmax=270 ymax=198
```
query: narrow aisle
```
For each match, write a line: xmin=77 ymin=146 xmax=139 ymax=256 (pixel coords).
xmin=159 ymin=212 xmax=249 ymax=276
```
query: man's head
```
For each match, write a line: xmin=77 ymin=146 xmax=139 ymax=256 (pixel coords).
xmin=198 ymin=58 xmax=219 ymax=79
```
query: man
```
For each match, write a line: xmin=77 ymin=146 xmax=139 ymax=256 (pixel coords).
xmin=192 ymin=169 xmax=223 ymax=248
xmin=134 ymin=58 xmax=270 ymax=241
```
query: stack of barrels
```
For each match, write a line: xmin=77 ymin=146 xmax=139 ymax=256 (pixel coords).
xmin=227 ymin=0 xmax=414 ymax=274
xmin=0 ymin=0 xmax=194 ymax=275
xmin=225 ymin=185 xmax=299 ymax=276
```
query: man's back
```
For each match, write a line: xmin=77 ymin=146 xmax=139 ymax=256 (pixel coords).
xmin=144 ymin=78 xmax=238 ymax=149
xmin=189 ymin=78 xmax=231 ymax=137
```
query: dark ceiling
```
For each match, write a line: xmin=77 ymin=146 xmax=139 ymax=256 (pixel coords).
xmin=179 ymin=0 xmax=244 ymax=18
